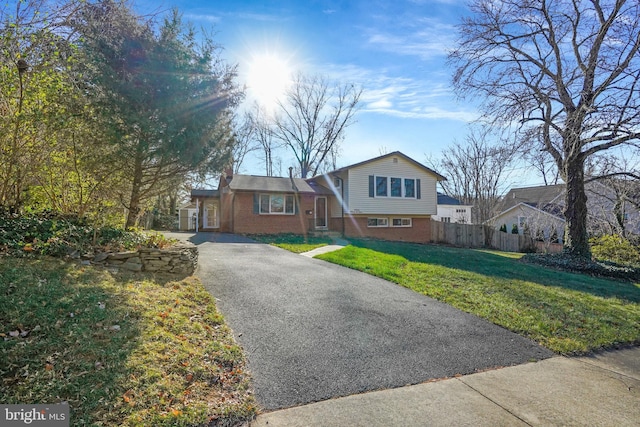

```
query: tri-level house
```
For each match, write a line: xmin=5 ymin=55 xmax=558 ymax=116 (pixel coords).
xmin=184 ymin=151 xmax=446 ymax=243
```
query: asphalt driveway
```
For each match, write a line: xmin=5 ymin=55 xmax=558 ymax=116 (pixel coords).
xmin=178 ymin=232 xmax=553 ymax=410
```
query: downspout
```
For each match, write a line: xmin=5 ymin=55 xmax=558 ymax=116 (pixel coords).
xmin=195 ymin=198 xmax=199 ymax=232
xmin=333 ymin=174 xmax=345 ymax=236
xmin=230 ymin=192 xmax=235 ymax=233
xmin=289 ymin=167 xmax=304 ymax=233
xmin=341 ymin=178 xmax=345 ymax=236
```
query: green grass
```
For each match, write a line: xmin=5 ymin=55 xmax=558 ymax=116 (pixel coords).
xmin=316 ymin=239 xmax=640 ymax=355
xmin=251 ymin=233 xmax=333 ymax=254
xmin=0 ymin=257 xmax=257 ymax=426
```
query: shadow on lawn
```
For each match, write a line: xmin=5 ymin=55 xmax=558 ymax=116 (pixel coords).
xmin=0 ymin=258 xmax=142 ymax=424
xmin=348 ymin=239 xmax=640 ymax=303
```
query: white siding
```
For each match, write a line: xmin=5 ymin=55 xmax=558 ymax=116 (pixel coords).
xmin=312 ymin=174 xmax=346 ymax=218
xmin=492 ymin=204 xmax=564 ymax=243
xmin=434 ymin=204 xmax=473 ymax=224
xmin=346 ymin=156 xmax=438 ymax=215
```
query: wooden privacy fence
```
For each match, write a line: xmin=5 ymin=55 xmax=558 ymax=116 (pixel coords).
xmin=430 ymin=221 xmax=550 ymax=253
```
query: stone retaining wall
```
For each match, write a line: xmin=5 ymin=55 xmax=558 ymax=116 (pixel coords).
xmin=87 ymin=243 xmax=198 ymax=274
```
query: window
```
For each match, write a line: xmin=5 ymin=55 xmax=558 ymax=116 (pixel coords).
xmin=260 ymin=194 xmax=295 ymax=214
xmin=392 ymin=218 xmax=412 ymax=227
xmin=456 ymin=208 xmax=466 ymax=213
xmin=518 ymin=216 xmax=528 ymax=228
xmin=442 ymin=217 xmax=451 ymax=223
xmin=271 ymin=195 xmax=284 ymax=213
xmin=376 ymin=176 xmax=388 ymax=197
xmin=404 ymin=179 xmax=415 ymax=198
xmin=367 ymin=218 xmax=388 ymax=227
xmin=390 ymin=177 xmax=402 ymax=197
xmin=373 ymin=176 xmax=417 ymax=198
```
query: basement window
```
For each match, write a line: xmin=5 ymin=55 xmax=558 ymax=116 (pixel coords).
xmin=392 ymin=218 xmax=412 ymax=227
xmin=367 ymin=218 xmax=389 ymax=227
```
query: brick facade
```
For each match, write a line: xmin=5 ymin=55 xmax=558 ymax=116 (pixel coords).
xmin=221 ymin=191 xmax=318 ymax=235
xmin=343 ymin=216 xmax=432 ymax=243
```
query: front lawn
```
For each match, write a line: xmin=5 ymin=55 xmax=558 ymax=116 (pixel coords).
xmin=316 ymin=240 xmax=640 ymax=355
xmin=251 ymin=233 xmax=333 ymax=254
xmin=0 ymin=257 xmax=257 ymax=426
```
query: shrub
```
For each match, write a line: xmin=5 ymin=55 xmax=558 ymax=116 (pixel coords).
xmin=590 ymin=235 xmax=640 ymax=266
xmin=522 ymin=252 xmax=640 ymax=282
xmin=499 ymin=224 xmax=507 ymax=233
xmin=0 ymin=213 xmax=176 ymax=257
xmin=511 ymin=224 xmax=519 ymax=234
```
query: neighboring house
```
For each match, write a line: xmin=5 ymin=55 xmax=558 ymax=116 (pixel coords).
xmin=489 ymin=182 xmax=640 ymax=241
xmin=187 ymin=151 xmax=446 ymax=243
xmin=433 ymin=193 xmax=473 ymax=224
xmin=177 ymin=202 xmax=198 ymax=230
xmin=178 ymin=189 xmax=220 ymax=231
xmin=490 ymin=201 xmax=565 ymax=243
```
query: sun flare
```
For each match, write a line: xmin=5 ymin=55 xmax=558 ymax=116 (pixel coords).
xmin=246 ymin=53 xmax=292 ymax=110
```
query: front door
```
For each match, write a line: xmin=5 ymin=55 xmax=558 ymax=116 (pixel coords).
xmin=204 ymin=202 xmax=219 ymax=229
xmin=315 ymin=197 xmax=327 ymax=229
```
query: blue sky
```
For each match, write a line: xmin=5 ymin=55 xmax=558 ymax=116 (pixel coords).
xmin=135 ymin=0 xmax=537 ymax=184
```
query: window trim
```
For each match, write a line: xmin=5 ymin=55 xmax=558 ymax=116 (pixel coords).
xmin=259 ymin=193 xmax=296 ymax=215
xmin=367 ymin=217 xmax=389 ymax=228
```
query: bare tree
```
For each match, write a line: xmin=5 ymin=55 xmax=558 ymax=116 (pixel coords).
xmin=231 ymin=111 xmax=258 ymax=174
xmin=523 ymin=139 xmax=560 ymax=186
xmin=586 ymin=154 xmax=640 ymax=237
xmin=428 ymin=127 xmax=517 ymax=224
xmin=450 ymin=0 xmax=640 ymax=259
xmin=248 ymin=103 xmax=279 ymax=176
xmin=272 ymin=73 xmax=361 ymax=178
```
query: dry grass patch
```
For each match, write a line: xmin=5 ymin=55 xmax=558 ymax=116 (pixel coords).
xmin=0 ymin=257 xmax=257 ymax=426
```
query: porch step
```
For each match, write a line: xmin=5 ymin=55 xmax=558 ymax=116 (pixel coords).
xmin=310 ymin=231 xmax=343 ymax=238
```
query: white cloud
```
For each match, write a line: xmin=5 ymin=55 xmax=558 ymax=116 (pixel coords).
xmin=367 ymin=98 xmax=393 ymax=109
xmin=363 ymin=16 xmax=457 ymax=60
xmin=183 ymin=13 xmax=220 ymax=24
xmin=319 ymin=63 xmax=477 ymax=122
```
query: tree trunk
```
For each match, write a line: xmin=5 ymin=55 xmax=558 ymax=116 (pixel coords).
xmin=563 ymin=156 xmax=591 ymax=258
xmin=125 ymin=153 xmax=144 ymax=229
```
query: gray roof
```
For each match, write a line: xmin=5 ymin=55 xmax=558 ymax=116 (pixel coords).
xmin=229 ymin=174 xmax=331 ymax=194
xmin=191 ymin=189 xmax=219 ymax=198
xmin=499 ymin=184 xmax=564 ymax=211
xmin=325 ymin=151 xmax=447 ymax=181
xmin=437 ymin=192 xmax=462 ymax=205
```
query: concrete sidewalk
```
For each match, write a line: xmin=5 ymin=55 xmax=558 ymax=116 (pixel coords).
xmin=251 ymin=346 xmax=640 ymax=426
xmin=299 ymin=244 xmax=348 ymax=257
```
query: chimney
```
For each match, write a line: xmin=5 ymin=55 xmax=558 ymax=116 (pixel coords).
xmin=289 ymin=167 xmax=293 ymax=179
xmin=224 ymin=166 xmax=233 ymax=185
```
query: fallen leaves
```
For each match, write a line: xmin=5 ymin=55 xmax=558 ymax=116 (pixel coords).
xmin=123 ymin=390 xmax=134 ymax=405
xmin=5 ymin=327 xmax=31 ymax=339
xmin=1 ymin=258 xmax=257 ymax=426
